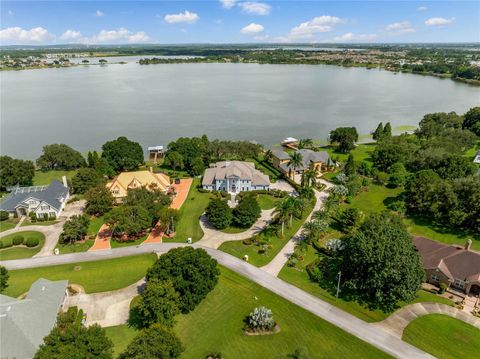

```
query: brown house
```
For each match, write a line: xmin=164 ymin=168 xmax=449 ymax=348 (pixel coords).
xmin=413 ymin=236 xmax=480 ymax=295
xmin=272 ymin=149 xmax=333 ymax=176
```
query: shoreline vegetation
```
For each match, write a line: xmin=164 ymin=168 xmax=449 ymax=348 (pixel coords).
xmin=1 ymin=45 xmax=479 ymax=85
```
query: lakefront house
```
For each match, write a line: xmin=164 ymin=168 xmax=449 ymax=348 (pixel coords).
xmin=272 ymin=149 xmax=333 ymax=176
xmin=414 ymin=236 xmax=480 ymax=295
xmin=106 ymin=170 xmax=170 ymax=202
xmin=0 ymin=178 xmax=69 ymax=219
xmin=202 ymin=161 xmax=270 ymax=193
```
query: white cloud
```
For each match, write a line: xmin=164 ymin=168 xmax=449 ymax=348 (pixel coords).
xmin=238 ymin=2 xmax=271 ymax=16
xmin=416 ymin=6 xmax=428 ymax=12
xmin=164 ymin=10 xmax=199 ymax=24
xmin=334 ymin=32 xmax=378 ymax=42
xmin=60 ymin=30 xmax=82 ymax=41
xmin=95 ymin=10 xmax=104 ymax=17
xmin=0 ymin=27 xmax=54 ymax=44
xmin=385 ymin=21 xmax=415 ymax=34
xmin=220 ymin=0 xmax=238 ymax=9
xmin=289 ymin=16 xmax=345 ymax=39
xmin=425 ymin=17 xmax=455 ymax=26
xmin=241 ymin=23 xmax=264 ymax=34
xmin=91 ymin=28 xmax=151 ymax=43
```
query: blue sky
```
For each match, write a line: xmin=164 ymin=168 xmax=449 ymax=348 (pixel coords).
xmin=1 ymin=1 xmax=478 ymax=45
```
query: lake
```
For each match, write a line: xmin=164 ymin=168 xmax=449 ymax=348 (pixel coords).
xmin=1 ymin=60 xmax=479 ymax=159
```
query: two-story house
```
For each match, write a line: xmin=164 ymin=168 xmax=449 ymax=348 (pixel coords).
xmin=106 ymin=170 xmax=170 ymax=203
xmin=202 ymin=161 xmax=270 ymax=193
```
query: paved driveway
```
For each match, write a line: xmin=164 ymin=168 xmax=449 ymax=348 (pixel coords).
xmin=1 ymin=244 xmax=434 ymax=359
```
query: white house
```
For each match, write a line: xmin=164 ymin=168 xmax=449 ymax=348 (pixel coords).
xmin=0 ymin=178 xmax=69 ymax=219
xmin=202 ymin=161 xmax=270 ymax=193
xmin=473 ymin=150 xmax=480 ymax=164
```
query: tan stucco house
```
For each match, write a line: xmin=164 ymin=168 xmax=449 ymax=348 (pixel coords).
xmin=272 ymin=149 xmax=333 ymax=176
xmin=106 ymin=170 xmax=170 ymax=202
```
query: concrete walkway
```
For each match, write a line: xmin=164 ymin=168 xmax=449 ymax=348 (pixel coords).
xmin=0 ymin=244 xmax=434 ymax=359
xmin=374 ymin=302 xmax=480 ymax=338
xmin=197 ymin=209 xmax=275 ymax=249
xmin=261 ymin=179 xmax=334 ymax=276
xmin=67 ymin=279 xmax=145 ymax=327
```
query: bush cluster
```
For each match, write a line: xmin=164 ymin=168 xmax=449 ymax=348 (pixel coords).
xmin=12 ymin=235 xmax=24 ymax=246
xmin=25 ymin=237 xmax=40 ymax=247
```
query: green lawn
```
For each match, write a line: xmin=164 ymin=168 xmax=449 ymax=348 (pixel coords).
xmin=342 ymin=184 xmax=402 ymax=214
xmin=88 ymin=216 xmax=105 ymax=237
xmin=0 ymin=218 xmax=19 ymax=232
xmin=174 ymin=267 xmax=390 ymax=358
xmin=0 ymin=231 xmax=45 ymax=260
xmin=3 ymin=254 xmax=156 ymax=298
xmin=321 ymin=143 xmax=376 ymax=164
xmin=105 ymin=325 xmax=138 ymax=357
xmin=56 ymin=239 xmax=95 ymax=254
xmin=33 ymin=170 xmax=77 ymax=186
xmin=257 ymin=194 xmax=278 ymax=210
xmin=167 ymin=178 xmax=211 ymax=243
xmin=110 ymin=266 xmax=390 ymax=359
xmin=219 ymin=201 xmax=315 ymax=267
xmin=279 ymin=245 xmax=453 ymax=323
xmin=110 ymin=234 xmax=147 ymax=248
xmin=21 ymin=219 xmax=58 ymax=227
xmin=402 ymin=314 xmax=480 ymax=359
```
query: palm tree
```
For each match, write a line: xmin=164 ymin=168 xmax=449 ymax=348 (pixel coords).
xmin=301 ymin=168 xmax=317 ymax=188
xmin=287 ymin=152 xmax=303 ymax=179
xmin=302 ymin=219 xmax=329 ymax=244
xmin=273 ymin=198 xmax=294 ymax=237
xmin=264 ymin=149 xmax=273 ymax=164
xmin=299 ymin=138 xmax=313 ymax=149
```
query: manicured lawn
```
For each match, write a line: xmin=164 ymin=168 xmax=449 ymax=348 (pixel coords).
xmin=87 ymin=216 xmax=104 ymax=237
xmin=0 ymin=218 xmax=19 ymax=232
xmin=321 ymin=144 xmax=376 ymax=164
xmin=341 ymin=184 xmax=402 ymax=213
xmin=221 ymin=225 xmax=249 ymax=234
xmin=110 ymin=234 xmax=147 ymax=248
xmin=33 ymin=170 xmax=77 ymax=186
xmin=21 ymin=219 xmax=58 ymax=227
xmin=3 ymin=254 xmax=156 ymax=298
xmin=257 ymin=194 xmax=278 ymax=210
xmin=105 ymin=325 xmax=137 ymax=357
xmin=219 ymin=201 xmax=315 ymax=267
xmin=402 ymin=314 xmax=480 ymax=359
xmin=166 ymin=178 xmax=211 ymax=243
xmin=56 ymin=239 xmax=94 ymax=254
xmin=278 ymin=245 xmax=453 ymax=323
xmin=0 ymin=231 xmax=45 ymax=260
xmin=173 ymin=267 xmax=390 ymax=359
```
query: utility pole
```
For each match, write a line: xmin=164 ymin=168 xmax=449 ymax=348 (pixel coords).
xmin=336 ymin=271 xmax=342 ymax=301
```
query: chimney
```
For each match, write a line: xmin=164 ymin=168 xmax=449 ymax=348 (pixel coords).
xmin=465 ymin=239 xmax=472 ymax=251
xmin=61 ymin=175 xmax=68 ymax=187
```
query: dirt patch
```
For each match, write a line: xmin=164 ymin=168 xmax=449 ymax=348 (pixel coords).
xmin=68 ymin=284 xmax=85 ymax=295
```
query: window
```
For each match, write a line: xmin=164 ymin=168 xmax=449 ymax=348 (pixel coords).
xmin=430 ymin=274 xmax=439 ymax=282
xmin=41 ymin=205 xmax=49 ymax=210
xmin=453 ymin=279 xmax=465 ymax=289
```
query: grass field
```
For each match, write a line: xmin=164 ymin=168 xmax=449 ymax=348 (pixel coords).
xmin=107 ymin=267 xmax=391 ymax=359
xmin=0 ymin=218 xmax=19 ymax=232
xmin=0 ymin=231 xmax=45 ymax=260
xmin=219 ymin=201 xmax=314 ymax=267
xmin=56 ymin=239 xmax=94 ymax=254
xmin=278 ymin=245 xmax=453 ymax=322
xmin=321 ymin=143 xmax=376 ymax=164
xmin=402 ymin=314 xmax=480 ymax=359
xmin=33 ymin=170 xmax=77 ymax=185
xmin=105 ymin=325 xmax=138 ymax=357
xmin=342 ymin=184 xmax=403 ymax=213
xmin=166 ymin=178 xmax=211 ymax=243
xmin=88 ymin=216 xmax=105 ymax=237
xmin=110 ymin=234 xmax=147 ymax=248
xmin=21 ymin=219 xmax=58 ymax=227
xmin=257 ymin=194 xmax=278 ymax=210
xmin=3 ymin=254 xmax=156 ymax=298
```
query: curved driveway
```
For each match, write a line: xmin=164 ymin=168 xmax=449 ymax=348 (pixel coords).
xmin=1 ymin=243 xmax=433 ymax=359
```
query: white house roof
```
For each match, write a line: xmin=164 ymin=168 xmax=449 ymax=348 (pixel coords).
xmin=148 ymin=146 xmax=164 ymax=151
xmin=202 ymin=161 xmax=270 ymax=186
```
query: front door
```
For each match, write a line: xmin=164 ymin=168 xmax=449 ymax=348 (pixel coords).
xmin=470 ymin=284 xmax=480 ymax=295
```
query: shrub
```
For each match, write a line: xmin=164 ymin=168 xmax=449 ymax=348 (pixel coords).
xmin=205 ymin=199 xmax=232 ymax=229
xmin=247 ymin=306 xmax=275 ymax=331
xmin=25 ymin=237 xmax=40 ymax=247
xmin=233 ymin=195 xmax=261 ymax=228
xmin=374 ymin=171 xmax=389 ymax=185
xmin=12 ymin=235 xmax=24 ymax=246
xmin=0 ymin=240 xmax=12 ymax=249
xmin=0 ymin=211 xmax=9 ymax=221
xmin=439 ymin=283 xmax=448 ymax=294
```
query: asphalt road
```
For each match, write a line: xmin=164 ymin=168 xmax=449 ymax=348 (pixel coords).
xmin=0 ymin=243 xmax=434 ymax=359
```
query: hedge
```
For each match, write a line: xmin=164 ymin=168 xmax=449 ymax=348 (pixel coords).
xmin=25 ymin=237 xmax=40 ymax=247
xmin=12 ymin=235 xmax=24 ymax=246
xmin=0 ymin=211 xmax=9 ymax=221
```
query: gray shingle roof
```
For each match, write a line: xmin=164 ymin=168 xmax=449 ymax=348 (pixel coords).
xmin=272 ymin=150 xmax=290 ymax=160
xmin=278 ymin=149 xmax=332 ymax=172
xmin=0 ymin=180 xmax=69 ymax=212
xmin=0 ymin=278 xmax=68 ymax=359
xmin=202 ymin=161 xmax=270 ymax=186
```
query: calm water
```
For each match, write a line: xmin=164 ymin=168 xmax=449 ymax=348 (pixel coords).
xmin=1 ymin=60 xmax=479 ymax=159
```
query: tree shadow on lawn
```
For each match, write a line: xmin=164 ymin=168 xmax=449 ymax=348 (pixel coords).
xmin=406 ymin=215 xmax=480 ymax=242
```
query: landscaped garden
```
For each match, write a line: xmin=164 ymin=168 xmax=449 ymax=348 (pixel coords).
xmin=0 ymin=231 xmax=45 ymax=260
xmin=3 ymin=254 xmax=156 ymax=298
xmin=0 ymin=217 xmax=19 ymax=232
xmin=107 ymin=266 xmax=391 ymax=359
xmin=402 ymin=314 xmax=480 ymax=359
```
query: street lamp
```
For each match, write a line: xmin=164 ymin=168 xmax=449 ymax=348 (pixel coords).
xmin=336 ymin=271 xmax=342 ymax=301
